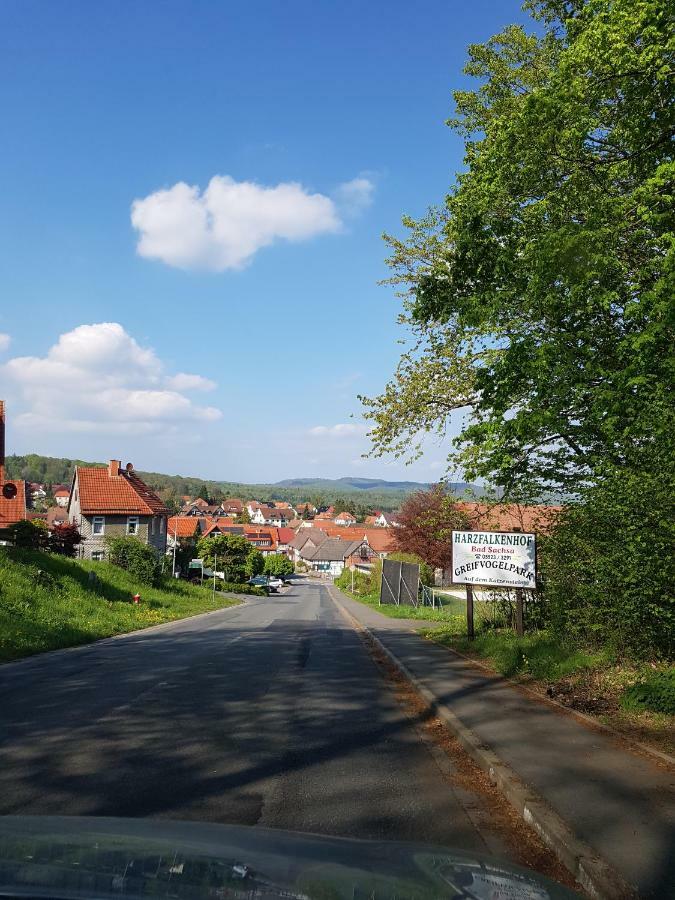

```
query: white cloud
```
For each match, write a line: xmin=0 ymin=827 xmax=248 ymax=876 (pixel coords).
xmin=3 ymin=322 xmax=221 ymax=435
xmin=333 ymin=177 xmax=375 ymax=217
xmin=131 ymin=173 xmax=375 ymax=272
xmin=132 ymin=175 xmax=343 ymax=271
xmin=0 ymin=333 xmax=11 ymax=352
xmin=308 ymin=423 xmax=369 ymax=438
xmin=165 ymin=372 xmax=216 ymax=391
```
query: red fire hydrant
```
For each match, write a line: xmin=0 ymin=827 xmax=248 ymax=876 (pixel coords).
xmin=132 ymin=593 xmax=141 ymax=605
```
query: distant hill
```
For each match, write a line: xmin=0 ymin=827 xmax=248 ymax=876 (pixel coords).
xmin=275 ymin=476 xmax=477 ymax=494
xmin=4 ymin=454 xmax=481 ymax=512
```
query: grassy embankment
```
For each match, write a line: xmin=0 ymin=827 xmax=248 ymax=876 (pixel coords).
xmin=337 ymin=583 xmax=674 ymax=754
xmin=422 ymin=623 xmax=674 ymax=755
xmin=0 ymin=547 xmax=242 ymax=663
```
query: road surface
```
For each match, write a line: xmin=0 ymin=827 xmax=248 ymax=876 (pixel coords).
xmin=0 ymin=579 xmax=502 ymax=853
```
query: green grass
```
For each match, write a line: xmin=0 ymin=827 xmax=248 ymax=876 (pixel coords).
xmin=621 ymin=669 xmax=675 ymax=715
xmin=0 ymin=547 xmax=242 ymax=663
xmin=421 ymin=625 xmax=610 ymax=681
xmin=337 ymin=586 xmax=468 ymax=622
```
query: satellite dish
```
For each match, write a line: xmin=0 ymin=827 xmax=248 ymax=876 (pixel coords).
xmin=126 ymin=462 xmax=134 ymax=472
xmin=2 ymin=483 xmax=17 ymax=500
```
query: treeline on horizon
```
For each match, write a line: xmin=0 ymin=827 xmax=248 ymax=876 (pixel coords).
xmin=3 ymin=453 xmax=474 ymax=513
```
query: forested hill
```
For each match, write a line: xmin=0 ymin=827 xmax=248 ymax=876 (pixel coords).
xmin=4 ymin=454 xmax=480 ymax=512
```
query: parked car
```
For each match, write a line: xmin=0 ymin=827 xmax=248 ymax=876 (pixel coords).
xmin=248 ymin=575 xmax=277 ymax=592
xmin=267 ymin=576 xmax=284 ymax=590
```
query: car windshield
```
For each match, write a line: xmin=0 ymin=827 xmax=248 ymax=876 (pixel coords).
xmin=0 ymin=2 xmax=671 ymax=900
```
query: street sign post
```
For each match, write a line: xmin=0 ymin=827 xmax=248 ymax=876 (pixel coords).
xmin=451 ymin=530 xmax=537 ymax=639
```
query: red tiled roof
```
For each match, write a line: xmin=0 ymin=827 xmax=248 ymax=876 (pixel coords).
xmin=455 ymin=502 xmax=562 ymax=535
xmin=0 ymin=480 xmax=28 ymax=527
xmin=76 ymin=467 xmax=168 ymax=516
xmin=53 ymin=488 xmax=70 ymax=498
xmin=168 ymin=516 xmax=200 ymax=538
xmin=335 ymin=511 xmax=356 ymax=520
xmin=276 ymin=527 xmax=295 ymax=545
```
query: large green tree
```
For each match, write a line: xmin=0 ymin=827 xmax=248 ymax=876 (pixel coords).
xmin=196 ymin=534 xmax=251 ymax=583
xmin=361 ymin=0 xmax=674 ymax=500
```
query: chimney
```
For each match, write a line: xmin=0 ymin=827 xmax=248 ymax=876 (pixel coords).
xmin=108 ymin=459 xmax=121 ymax=478
xmin=0 ymin=400 xmax=5 ymax=484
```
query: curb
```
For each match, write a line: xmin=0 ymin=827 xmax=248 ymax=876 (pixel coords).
xmin=329 ymin=586 xmax=637 ymax=900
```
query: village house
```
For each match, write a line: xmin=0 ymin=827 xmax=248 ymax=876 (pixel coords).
xmin=333 ymin=511 xmax=356 ymax=525
xmin=53 ymin=487 xmax=70 ymax=508
xmin=374 ymin=511 xmax=401 ymax=527
xmin=251 ymin=506 xmax=294 ymax=527
xmin=68 ymin=459 xmax=169 ymax=561
xmin=0 ymin=402 xmax=31 ymax=531
xmin=301 ymin=537 xmax=371 ymax=577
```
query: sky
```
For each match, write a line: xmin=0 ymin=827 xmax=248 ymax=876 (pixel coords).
xmin=0 ymin=0 xmax=529 ymax=483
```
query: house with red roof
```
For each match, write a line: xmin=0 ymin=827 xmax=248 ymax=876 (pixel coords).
xmin=334 ymin=511 xmax=356 ymax=525
xmin=53 ymin=487 xmax=70 ymax=508
xmin=68 ymin=459 xmax=169 ymax=560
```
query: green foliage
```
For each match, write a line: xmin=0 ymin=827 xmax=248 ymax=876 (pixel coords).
xmin=245 ymin=548 xmax=264 ymax=577
xmin=621 ymin=670 xmax=675 ymax=715
xmin=197 ymin=483 xmax=210 ymax=502
xmin=106 ymin=536 xmax=161 ymax=586
xmin=196 ymin=533 xmax=251 ymax=583
xmin=541 ymin=461 xmax=675 ymax=657
xmin=263 ymin=554 xmax=294 ymax=577
xmin=426 ymin=627 xmax=608 ymax=681
xmin=218 ymin=581 xmax=268 ymax=597
xmin=6 ymin=519 xmax=49 ymax=550
xmin=362 ymin=0 xmax=674 ymax=500
xmin=0 ymin=547 xmax=239 ymax=662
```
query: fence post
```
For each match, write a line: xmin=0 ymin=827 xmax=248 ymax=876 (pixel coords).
xmin=466 ymin=583 xmax=475 ymax=640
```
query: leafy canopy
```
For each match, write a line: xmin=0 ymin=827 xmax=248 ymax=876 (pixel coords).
xmin=361 ymin=0 xmax=674 ymax=499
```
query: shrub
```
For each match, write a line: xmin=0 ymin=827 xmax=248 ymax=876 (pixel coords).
xmin=621 ymin=670 xmax=675 ymax=715
xmin=6 ymin=519 xmax=49 ymax=550
xmin=219 ymin=581 xmax=268 ymax=597
xmin=49 ymin=523 xmax=82 ymax=557
xmin=541 ymin=463 xmax=674 ymax=658
xmin=264 ymin=554 xmax=294 ymax=577
xmin=106 ymin=536 xmax=161 ymax=586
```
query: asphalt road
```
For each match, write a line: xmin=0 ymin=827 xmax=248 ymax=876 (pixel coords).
xmin=0 ymin=579 xmax=498 ymax=853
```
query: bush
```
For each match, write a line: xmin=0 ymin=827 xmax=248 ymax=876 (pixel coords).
xmin=219 ymin=581 xmax=268 ymax=596
xmin=621 ymin=670 xmax=675 ymax=715
xmin=541 ymin=464 xmax=674 ymax=658
xmin=6 ymin=519 xmax=49 ymax=550
xmin=106 ymin=536 xmax=161 ymax=586
xmin=264 ymin=554 xmax=294 ymax=577
xmin=49 ymin=523 xmax=82 ymax=557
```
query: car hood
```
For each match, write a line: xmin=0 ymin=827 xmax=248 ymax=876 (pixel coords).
xmin=0 ymin=816 xmax=580 ymax=899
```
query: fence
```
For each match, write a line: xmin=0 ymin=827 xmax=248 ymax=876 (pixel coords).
xmin=379 ymin=559 xmax=420 ymax=606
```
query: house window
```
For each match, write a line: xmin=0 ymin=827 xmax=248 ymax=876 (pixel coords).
xmin=92 ymin=516 xmax=105 ymax=535
xmin=159 ymin=517 xmax=165 ymax=533
xmin=127 ymin=516 xmax=139 ymax=535
xmin=91 ymin=549 xmax=105 ymax=561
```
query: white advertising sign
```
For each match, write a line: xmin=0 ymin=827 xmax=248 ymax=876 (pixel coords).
xmin=451 ymin=531 xmax=536 ymax=589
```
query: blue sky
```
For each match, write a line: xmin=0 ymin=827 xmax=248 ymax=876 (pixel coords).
xmin=0 ymin=0 xmax=528 ymax=483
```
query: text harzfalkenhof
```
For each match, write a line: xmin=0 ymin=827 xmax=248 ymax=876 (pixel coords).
xmin=451 ymin=530 xmax=536 ymax=639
